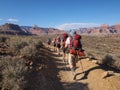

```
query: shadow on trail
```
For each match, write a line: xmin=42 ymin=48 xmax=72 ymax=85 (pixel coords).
xmin=75 ymin=62 xmax=120 ymax=81
xmin=75 ymin=65 xmax=101 ymax=81
xmin=43 ymin=47 xmax=90 ymax=90
xmin=25 ymin=47 xmax=64 ymax=90
xmin=63 ymin=82 xmax=89 ymax=90
xmin=45 ymin=48 xmax=62 ymax=57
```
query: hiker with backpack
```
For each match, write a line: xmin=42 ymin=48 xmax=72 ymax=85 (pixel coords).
xmin=65 ymin=31 xmax=84 ymax=79
xmin=56 ymin=35 xmax=61 ymax=56
xmin=61 ymin=33 xmax=68 ymax=63
xmin=47 ymin=38 xmax=51 ymax=49
xmin=51 ymin=37 xmax=57 ymax=52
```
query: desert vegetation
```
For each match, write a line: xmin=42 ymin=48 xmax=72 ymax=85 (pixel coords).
xmin=0 ymin=34 xmax=63 ymax=90
xmin=0 ymin=33 xmax=120 ymax=90
xmin=82 ymin=35 xmax=120 ymax=71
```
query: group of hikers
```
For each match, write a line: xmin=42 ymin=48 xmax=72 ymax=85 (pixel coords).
xmin=46 ymin=31 xmax=85 ymax=80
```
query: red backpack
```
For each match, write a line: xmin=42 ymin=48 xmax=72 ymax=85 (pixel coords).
xmin=62 ymin=33 xmax=68 ymax=40
xmin=62 ymin=33 xmax=68 ymax=46
xmin=69 ymin=34 xmax=84 ymax=56
xmin=74 ymin=34 xmax=81 ymax=40
xmin=56 ymin=37 xmax=61 ymax=43
xmin=70 ymin=34 xmax=81 ymax=49
xmin=74 ymin=34 xmax=82 ymax=49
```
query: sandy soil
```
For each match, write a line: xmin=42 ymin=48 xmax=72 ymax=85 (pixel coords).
xmin=51 ymin=49 xmax=120 ymax=90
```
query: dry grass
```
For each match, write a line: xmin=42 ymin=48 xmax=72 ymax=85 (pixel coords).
xmin=81 ymin=35 xmax=120 ymax=70
xmin=0 ymin=34 xmax=120 ymax=90
xmin=0 ymin=34 xmax=62 ymax=90
xmin=0 ymin=56 xmax=27 ymax=90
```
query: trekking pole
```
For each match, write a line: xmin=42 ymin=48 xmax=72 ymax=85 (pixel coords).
xmin=77 ymin=51 xmax=84 ymax=74
xmin=64 ymin=53 xmax=68 ymax=70
xmin=64 ymin=59 xmax=68 ymax=70
xmin=79 ymin=58 xmax=84 ymax=74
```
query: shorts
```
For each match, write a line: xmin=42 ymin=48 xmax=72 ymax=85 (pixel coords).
xmin=47 ymin=42 xmax=51 ymax=45
xmin=62 ymin=47 xmax=66 ymax=53
xmin=65 ymin=48 xmax=70 ymax=54
xmin=53 ymin=43 xmax=56 ymax=47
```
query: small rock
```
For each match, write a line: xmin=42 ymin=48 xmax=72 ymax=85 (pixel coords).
xmin=92 ymin=60 xmax=98 ymax=64
xmin=86 ymin=58 xmax=90 ymax=61
xmin=114 ymin=73 xmax=120 ymax=77
xmin=29 ymin=61 xmax=33 ymax=65
xmin=29 ymin=66 xmax=33 ymax=69
xmin=102 ymin=71 xmax=109 ymax=78
xmin=102 ymin=71 xmax=114 ymax=78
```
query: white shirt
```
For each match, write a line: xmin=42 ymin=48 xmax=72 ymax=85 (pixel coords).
xmin=65 ymin=36 xmax=70 ymax=47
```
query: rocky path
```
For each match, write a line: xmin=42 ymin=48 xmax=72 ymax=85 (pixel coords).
xmin=50 ymin=49 xmax=120 ymax=90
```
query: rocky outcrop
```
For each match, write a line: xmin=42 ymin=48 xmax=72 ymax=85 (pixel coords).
xmin=75 ymin=24 xmax=120 ymax=35
xmin=0 ymin=23 xmax=31 ymax=35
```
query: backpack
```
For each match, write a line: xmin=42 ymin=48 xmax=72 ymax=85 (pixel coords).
xmin=69 ymin=34 xmax=84 ymax=55
xmin=47 ymin=38 xmax=51 ymax=44
xmin=70 ymin=34 xmax=82 ymax=50
xmin=56 ymin=37 xmax=61 ymax=44
xmin=74 ymin=34 xmax=81 ymax=40
xmin=62 ymin=33 xmax=68 ymax=47
xmin=62 ymin=33 xmax=68 ymax=40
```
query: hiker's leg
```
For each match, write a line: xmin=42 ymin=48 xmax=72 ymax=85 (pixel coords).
xmin=69 ymin=54 xmax=77 ymax=80
xmin=58 ymin=48 xmax=60 ymax=55
xmin=62 ymin=47 xmax=66 ymax=62
xmin=65 ymin=53 xmax=69 ymax=64
xmin=49 ymin=44 xmax=51 ymax=50
xmin=57 ymin=44 xmax=61 ymax=55
xmin=68 ymin=54 xmax=75 ymax=73
xmin=72 ymin=55 xmax=76 ymax=72
xmin=55 ymin=43 xmax=57 ymax=52
xmin=65 ymin=48 xmax=69 ymax=64
xmin=63 ymin=53 xmax=65 ymax=62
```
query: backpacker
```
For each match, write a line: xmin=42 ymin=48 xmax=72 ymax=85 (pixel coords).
xmin=74 ymin=34 xmax=81 ymax=40
xmin=70 ymin=34 xmax=82 ymax=50
xmin=69 ymin=49 xmax=84 ymax=56
xmin=69 ymin=34 xmax=84 ymax=56
xmin=47 ymin=38 xmax=51 ymax=45
xmin=56 ymin=37 xmax=61 ymax=44
xmin=62 ymin=33 xmax=68 ymax=47
xmin=62 ymin=33 xmax=68 ymax=40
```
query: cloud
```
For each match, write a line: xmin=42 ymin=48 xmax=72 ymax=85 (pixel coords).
xmin=57 ymin=23 xmax=100 ymax=30
xmin=8 ymin=18 xmax=19 ymax=22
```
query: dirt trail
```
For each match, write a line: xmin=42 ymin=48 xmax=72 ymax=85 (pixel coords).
xmin=50 ymin=49 xmax=120 ymax=90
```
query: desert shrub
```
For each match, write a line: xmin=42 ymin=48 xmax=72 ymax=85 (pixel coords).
xmin=20 ymin=38 xmax=43 ymax=58
xmin=7 ymin=38 xmax=28 ymax=55
xmin=20 ymin=44 xmax=38 ymax=60
xmin=101 ymin=54 xmax=114 ymax=66
xmin=0 ymin=36 xmax=8 ymax=43
xmin=101 ymin=54 xmax=120 ymax=70
xmin=0 ymin=56 xmax=27 ymax=90
xmin=34 ymin=40 xmax=43 ymax=49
